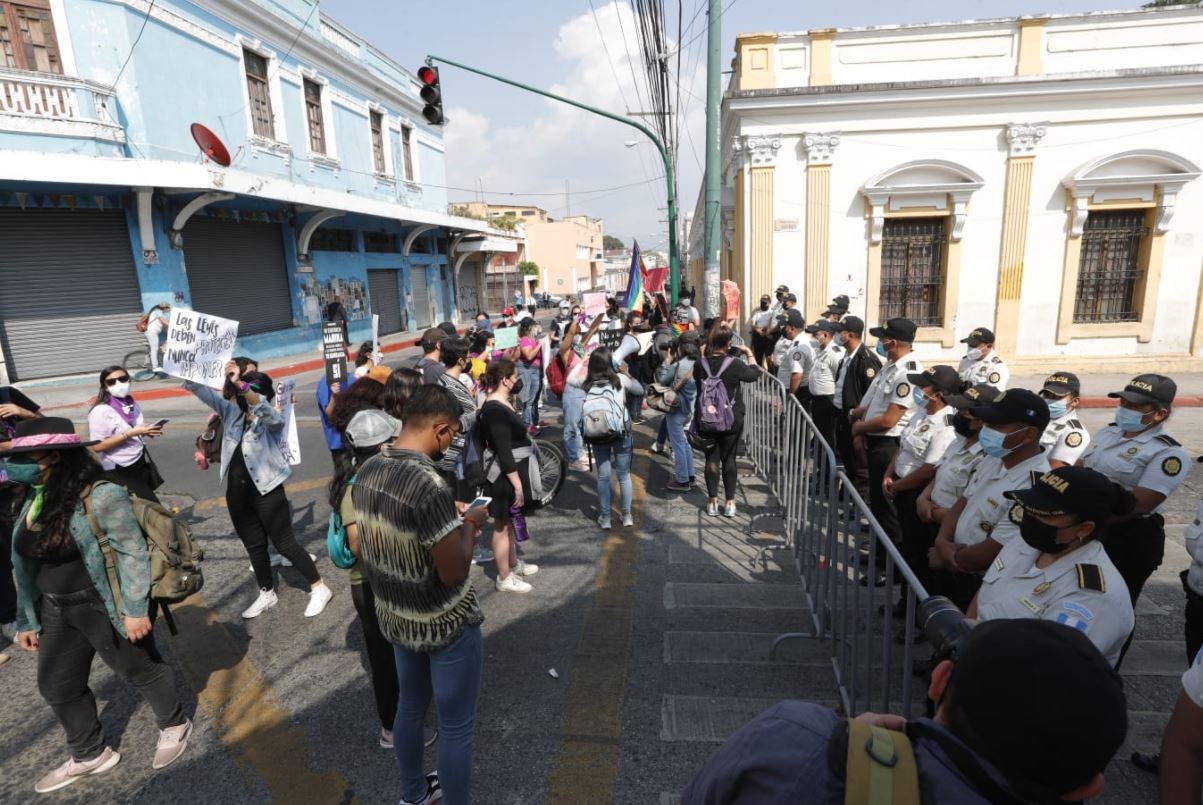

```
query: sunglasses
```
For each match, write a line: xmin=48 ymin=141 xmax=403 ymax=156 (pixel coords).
xmin=105 ymin=376 xmax=131 ymax=386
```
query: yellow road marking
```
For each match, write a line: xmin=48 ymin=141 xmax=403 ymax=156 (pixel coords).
xmin=193 ymin=475 xmax=332 ymax=512
xmin=545 ymin=447 xmax=648 ymax=803
xmin=167 ymin=595 xmax=356 ymax=803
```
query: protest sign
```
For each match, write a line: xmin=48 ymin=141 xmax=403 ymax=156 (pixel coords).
xmin=276 ymin=378 xmax=301 ymax=466
xmin=721 ymin=281 xmax=741 ymax=322
xmin=371 ymin=314 xmax=382 ymax=364
xmin=493 ymin=326 xmax=519 ymax=350
xmin=163 ymin=308 xmax=239 ymax=389
xmin=322 ymin=321 xmax=348 ymax=386
xmin=597 ymin=329 xmax=624 ymax=352
xmin=583 ymin=292 xmax=607 ymax=318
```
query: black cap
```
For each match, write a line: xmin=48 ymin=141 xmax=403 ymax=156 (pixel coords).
xmin=784 ymin=292 xmax=798 ymax=304
xmin=970 ymin=388 xmax=1050 ymax=431
xmin=1004 ymin=466 xmax=1116 ymax=522
xmin=804 ymin=323 xmax=819 ymax=334
xmin=950 ymin=619 xmax=1127 ymax=798
xmin=1042 ymin=371 xmax=1081 ymax=397
xmin=960 ymin=327 xmax=996 ymax=346
xmin=837 ymin=316 xmax=865 ymax=335
xmin=420 ymin=327 xmax=448 ymax=350
xmin=907 ymin=365 xmax=961 ymax=394
xmin=759 ymin=294 xmax=771 ymax=302
xmin=869 ymin=317 xmax=917 ymax=343
xmin=778 ymin=308 xmax=805 ymax=330
xmin=830 ymin=294 xmax=850 ymax=311
xmin=945 ymin=382 xmax=1001 ymax=411
xmin=775 ymin=284 xmax=789 ymax=294
xmin=815 ymin=320 xmax=839 ymax=334
xmin=1108 ymin=373 xmax=1176 ymax=408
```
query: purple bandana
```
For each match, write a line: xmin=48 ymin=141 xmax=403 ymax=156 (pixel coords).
xmin=108 ymin=396 xmax=139 ymax=427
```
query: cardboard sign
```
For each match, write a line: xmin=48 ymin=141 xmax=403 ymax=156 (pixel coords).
xmin=583 ymin=292 xmax=608 ymax=318
xmin=163 ymin=308 xmax=239 ymax=389
xmin=276 ymin=378 xmax=301 ymax=466
xmin=597 ymin=329 xmax=624 ymax=352
xmin=322 ymin=321 xmax=348 ymax=386
xmin=493 ymin=326 xmax=519 ymax=350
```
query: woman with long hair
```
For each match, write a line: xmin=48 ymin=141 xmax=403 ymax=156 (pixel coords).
xmin=694 ymin=327 xmax=761 ymax=517
xmin=516 ymin=318 xmax=544 ymax=435
xmin=86 ymin=365 xmax=164 ymax=504
xmin=7 ymin=418 xmax=191 ymax=793
xmin=578 ymin=349 xmax=642 ymax=529
xmin=382 ymin=368 xmax=423 ymax=422
xmin=185 ymin=363 xmax=332 ymax=619
xmin=655 ymin=333 xmax=699 ymax=491
xmin=479 ymin=359 xmax=540 ymax=593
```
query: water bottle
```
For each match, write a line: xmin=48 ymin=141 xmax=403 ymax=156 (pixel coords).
xmin=510 ymin=504 xmax=530 ymax=543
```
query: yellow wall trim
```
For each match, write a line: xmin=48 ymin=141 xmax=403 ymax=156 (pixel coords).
xmin=737 ymin=33 xmax=777 ymax=91
xmin=809 ymin=29 xmax=836 ymax=87
xmin=751 ymin=167 xmax=775 ymax=310
xmin=1008 ymin=354 xmax=1203 ymax=375
xmin=733 ymin=168 xmax=745 ymax=319
xmin=1016 ymin=18 xmax=1047 ymax=77
xmin=994 ymin=156 xmax=1035 ymax=359
xmin=805 ymin=163 xmax=832 ymax=321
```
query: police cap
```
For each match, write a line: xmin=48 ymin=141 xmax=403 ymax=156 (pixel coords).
xmin=970 ymin=388 xmax=1050 ymax=431
xmin=1108 ymin=373 xmax=1176 ymax=408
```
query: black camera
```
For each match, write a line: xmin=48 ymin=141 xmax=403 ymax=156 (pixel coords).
xmin=919 ymin=595 xmax=974 ymax=665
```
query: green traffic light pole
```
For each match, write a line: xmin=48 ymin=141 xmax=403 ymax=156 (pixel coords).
xmin=426 ymin=54 xmax=680 ymax=305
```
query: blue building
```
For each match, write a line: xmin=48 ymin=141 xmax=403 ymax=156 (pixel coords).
xmin=0 ymin=0 xmax=513 ymax=381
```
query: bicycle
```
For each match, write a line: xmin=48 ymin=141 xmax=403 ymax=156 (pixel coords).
xmin=533 ymin=438 xmax=567 ymax=507
xmin=123 ymin=342 xmax=165 ymax=381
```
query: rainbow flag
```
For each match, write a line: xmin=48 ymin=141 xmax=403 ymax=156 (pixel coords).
xmin=624 ymin=240 xmax=644 ymax=312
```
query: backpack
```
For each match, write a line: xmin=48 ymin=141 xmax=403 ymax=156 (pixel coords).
xmin=327 ymin=477 xmax=357 ymax=569
xmin=697 ymin=356 xmax=736 ymax=433
xmin=195 ymin=413 xmax=222 ymax=470
xmin=82 ymin=482 xmax=205 ymax=634
xmin=455 ymin=419 xmax=490 ymax=490
xmin=580 ymin=385 xmax=627 ymax=444
xmin=546 ymin=353 xmax=569 ymax=396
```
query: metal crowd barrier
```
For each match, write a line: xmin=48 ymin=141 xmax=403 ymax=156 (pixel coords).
xmin=741 ymin=373 xmax=932 ymax=718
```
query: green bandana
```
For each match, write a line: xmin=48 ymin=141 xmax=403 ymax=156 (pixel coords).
xmin=27 ymin=484 xmax=45 ymax=525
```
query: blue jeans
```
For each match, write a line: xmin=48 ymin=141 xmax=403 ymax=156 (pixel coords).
xmin=562 ymin=385 xmax=586 ymax=462
xmin=394 ymin=625 xmax=483 ymax=805
xmin=593 ymin=433 xmax=633 ymax=516
xmin=666 ymin=406 xmax=694 ymax=483
xmin=518 ymin=363 xmax=542 ymax=427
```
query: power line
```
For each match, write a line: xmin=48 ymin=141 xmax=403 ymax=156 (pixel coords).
xmin=112 ymin=0 xmax=156 ymax=87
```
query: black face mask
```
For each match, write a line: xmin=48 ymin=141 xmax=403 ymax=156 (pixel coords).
xmin=760 ymin=302 xmax=769 ymax=310
xmin=1018 ymin=514 xmax=1076 ymax=555
xmin=510 ymin=378 xmax=524 ymax=397
xmin=952 ymin=413 xmax=977 ymax=439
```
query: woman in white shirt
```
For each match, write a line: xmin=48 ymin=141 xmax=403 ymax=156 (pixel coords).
xmin=87 ymin=365 xmax=163 ymax=502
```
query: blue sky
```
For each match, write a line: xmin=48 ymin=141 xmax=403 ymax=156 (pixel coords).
xmin=322 ymin=0 xmax=1131 ymax=246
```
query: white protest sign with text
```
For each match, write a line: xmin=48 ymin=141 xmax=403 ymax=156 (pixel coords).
xmin=276 ymin=378 xmax=301 ymax=466
xmin=163 ymin=308 xmax=239 ymax=389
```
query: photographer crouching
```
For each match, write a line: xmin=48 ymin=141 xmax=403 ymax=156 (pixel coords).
xmin=682 ymin=615 xmax=1126 ymax=804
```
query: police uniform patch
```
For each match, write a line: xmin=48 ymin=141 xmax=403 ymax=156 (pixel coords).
xmin=1032 ymin=581 xmax=1051 ymax=596
xmin=1008 ymin=504 xmax=1024 ymax=524
xmin=865 ymin=367 xmax=876 ymax=378
xmin=896 ymin=383 xmax=911 ymax=398
xmin=980 ymin=520 xmax=994 ymax=534
xmin=792 ymin=351 xmax=803 ymax=362
xmin=988 ymin=372 xmax=1001 ymax=384
xmin=1065 ymin=432 xmax=1083 ymax=448
xmin=1126 ymin=446 xmax=1140 ymax=457
xmin=1076 ymin=565 xmax=1105 ymax=594
xmin=1021 ymin=597 xmax=1041 ymax=614
xmin=919 ymin=423 xmax=930 ymax=434
xmin=1163 ymin=456 xmax=1183 ymax=477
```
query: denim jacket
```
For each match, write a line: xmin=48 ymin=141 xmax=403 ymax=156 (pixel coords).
xmin=185 ymin=381 xmax=291 ymax=495
xmin=12 ymin=481 xmax=149 ymax=637
xmin=656 ymin=358 xmax=696 ymax=415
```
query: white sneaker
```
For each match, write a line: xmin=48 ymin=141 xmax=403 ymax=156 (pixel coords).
xmin=152 ymin=719 xmax=192 ymax=770
xmin=650 ymin=442 xmax=665 ymax=454
xmin=379 ymin=727 xmax=393 ymax=749
xmin=0 ymin=621 xmax=16 ymax=644
xmin=495 ymin=574 xmax=532 ymax=594
xmin=707 ymin=501 xmax=719 ymax=517
xmin=724 ymin=502 xmax=737 ymax=518
xmin=399 ymin=771 xmax=441 ymax=805
xmin=571 ymin=458 xmax=591 ymax=472
xmin=598 ymin=514 xmax=612 ymax=530
xmin=472 ymin=547 xmax=495 ymax=565
xmin=241 ymin=589 xmax=278 ymax=619
xmin=304 ymin=583 xmax=333 ymax=617
xmin=35 ymin=747 xmax=121 ymax=794
xmin=621 ymin=512 xmax=634 ymax=527
xmin=514 ymin=559 xmax=539 ymax=577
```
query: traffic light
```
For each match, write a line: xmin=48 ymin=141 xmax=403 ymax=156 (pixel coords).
xmin=418 ymin=65 xmax=444 ymax=125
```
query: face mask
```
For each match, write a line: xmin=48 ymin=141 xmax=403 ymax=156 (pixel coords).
xmin=952 ymin=413 xmax=977 ymax=438
xmin=912 ymin=388 xmax=928 ymax=407
xmin=838 ymin=332 xmax=850 ymax=347
xmin=3 ymin=456 xmax=42 ymax=485
xmin=776 ymin=293 xmax=783 ymax=301
xmin=1115 ymin=406 xmax=1150 ymax=433
xmin=510 ymin=377 xmax=524 ymax=397
xmin=680 ymin=299 xmax=691 ymax=307
xmin=1046 ymin=399 xmax=1068 ymax=419
xmin=1019 ymin=514 xmax=1076 ymax=555
xmin=760 ymin=302 xmax=769 ymax=310
xmin=809 ymin=338 xmax=821 ymax=350
xmin=875 ymin=340 xmax=889 ymax=358
xmin=979 ymin=425 xmax=1020 ymax=458
xmin=108 ymin=381 xmax=131 ymax=398
xmin=965 ymin=347 xmax=984 ymax=362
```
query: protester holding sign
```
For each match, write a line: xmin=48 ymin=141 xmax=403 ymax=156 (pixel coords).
xmin=163 ymin=308 xmax=239 ymax=389
xmin=87 ymin=365 xmax=164 ymax=504
xmin=184 ymin=362 xmax=333 ymax=620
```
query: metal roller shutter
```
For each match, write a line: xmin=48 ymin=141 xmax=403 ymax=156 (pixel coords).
xmin=184 ymin=218 xmax=292 ymax=335
xmin=456 ymin=262 xmax=479 ymax=321
xmin=0 ymin=208 xmax=144 ymax=381
xmin=368 ymin=269 xmax=402 ymax=335
xmin=411 ymin=265 xmax=431 ymax=330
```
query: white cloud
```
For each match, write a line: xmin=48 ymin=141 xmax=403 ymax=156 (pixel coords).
xmin=439 ymin=1 xmax=704 ymax=248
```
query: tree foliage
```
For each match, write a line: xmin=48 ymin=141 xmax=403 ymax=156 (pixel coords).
xmin=603 ymin=234 xmax=626 ymax=251
xmin=518 ymin=260 xmax=539 ymax=276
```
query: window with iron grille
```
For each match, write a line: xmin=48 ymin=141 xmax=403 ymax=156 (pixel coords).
xmin=879 ymin=218 xmax=945 ymax=327
xmin=0 ymin=0 xmax=62 ymax=73
xmin=244 ymin=50 xmax=274 ymax=139
xmin=303 ymin=79 xmax=325 ymax=155
xmin=309 ymin=228 xmax=355 ymax=252
xmin=364 ymin=232 xmax=399 ymax=253
xmin=370 ymin=111 xmax=386 ymax=174
xmin=1073 ymin=210 xmax=1146 ymax=323
xmin=401 ymin=126 xmax=414 ymax=181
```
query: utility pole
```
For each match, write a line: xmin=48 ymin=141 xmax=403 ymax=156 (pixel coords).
xmin=702 ymin=0 xmax=722 ymax=319
xmin=428 ymin=54 xmax=680 ymax=305
xmin=565 ymin=178 xmax=571 ymax=217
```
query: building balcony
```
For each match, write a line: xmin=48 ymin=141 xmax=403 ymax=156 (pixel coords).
xmin=0 ymin=68 xmax=125 ymax=145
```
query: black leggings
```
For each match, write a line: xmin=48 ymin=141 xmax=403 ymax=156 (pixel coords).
xmin=103 ymin=451 xmax=161 ymax=504
xmin=703 ymin=426 xmax=742 ymax=501
xmin=351 ymin=581 xmax=400 ymax=730
xmin=226 ymin=451 xmax=319 ymax=590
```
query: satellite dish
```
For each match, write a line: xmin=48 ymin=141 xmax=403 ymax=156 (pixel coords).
xmin=190 ymin=123 xmax=232 ymax=167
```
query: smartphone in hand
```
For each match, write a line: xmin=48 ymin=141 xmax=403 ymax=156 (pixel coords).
xmin=152 ymin=418 xmax=170 ymax=428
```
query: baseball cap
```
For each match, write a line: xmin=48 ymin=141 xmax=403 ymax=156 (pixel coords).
xmin=784 ymin=292 xmax=798 ymax=304
xmin=420 ymin=327 xmax=448 ymax=350
xmin=775 ymin=284 xmax=789 ymax=294
xmin=830 ymin=294 xmax=850 ymax=311
xmin=944 ymin=382 xmax=1001 ymax=411
xmin=907 ymin=365 xmax=961 ymax=394
xmin=778 ymin=308 xmax=805 ymax=329
xmin=947 ymin=618 xmax=1127 ymax=798
xmin=814 ymin=320 xmax=839 ymax=334
xmin=869 ymin=317 xmax=917 ymax=343
xmin=1107 ymin=373 xmax=1176 ymax=408
xmin=502 ymin=306 xmax=514 ymax=316
xmin=960 ymin=327 xmax=996 ymax=346
xmin=1042 ymin=371 xmax=1081 ymax=397
xmin=1004 ymin=466 xmax=1116 ymax=523
xmin=759 ymin=294 xmax=771 ymax=302
xmin=970 ymin=388 xmax=1050 ymax=431
xmin=344 ymin=409 xmax=402 ymax=449
xmin=837 ymin=316 xmax=865 ymax=335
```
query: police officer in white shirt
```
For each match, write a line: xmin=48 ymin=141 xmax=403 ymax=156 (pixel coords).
xmin=850 ymin=318 xmax=922 ymax=583
xmin=958 ymin=327 xmax=1009 ymax=390
xmin=1156 ymin=645 xmax=1203 ymax=796
xmin=969 ymin=466 xmax=1136 ymax=668
xmin=1079 ymin=374 xmax=1190 ymax=608
xmin=917 ymin=384 xmax=1000 ymax=530
xmin=805 ymin=320 xmax=843 ymax=450
xmin=774 ymin=309 xmax=813 ymax=407
xmin=747 ymin=294 xmax=776 ymax=369
xmin=930 ymin=388 xmax=1051 ymax=609
xmin=1039 ymin=371 xmax=1090 ymax=469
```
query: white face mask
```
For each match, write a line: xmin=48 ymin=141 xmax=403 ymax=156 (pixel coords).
xmin=966 ymin=347 xmax=984 ymax=362
xmin=109 ymin=381 xmax=131 ymax=398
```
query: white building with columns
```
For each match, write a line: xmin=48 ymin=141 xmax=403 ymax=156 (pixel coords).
xmin=686 ymin=6 xmax=1203 ymax=373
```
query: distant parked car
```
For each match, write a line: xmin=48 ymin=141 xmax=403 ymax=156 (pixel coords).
xmin=536 ymin=292 xmax=564 ymax=308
